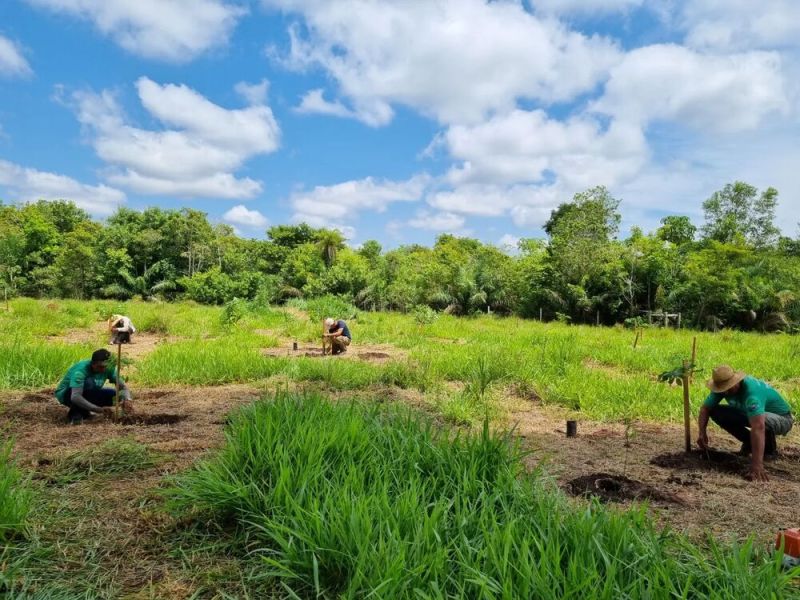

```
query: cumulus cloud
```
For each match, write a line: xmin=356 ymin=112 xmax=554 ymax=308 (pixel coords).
xmin=0 ymin=35 xmax=32 ymax=77
xmin=680 ymin=0 xmax=800 ymax=51
xmin=69 ymin=77 xmax=280 ymax=199
xmin=407 ymin=210 xmax=466 ymax=233
xmin=235 ymin=80 xmax=270 ymax=105
xmin=443 ymin=109 xmax=646 ymax=189
xmin=534 ymin=0 xmax=643 ymax=15
xmin=497 ymin=233 xmax=521 ymax=254
xmin=265 ymin=0 xmax=621 ymax=125
xmin=289 ymin=174 xmax=429 ymax=228
xmin=223 ymin=204 xmax=269 ymax=229
xmin=0 ymin=158 xmax=125 ymax=215
xmin=295 ymin=89 xmax=361 ymax=121
xmin=25 ymin=0 xmax=245 ymax=62
xmin=592 ymin=44 xmax=789 ymax=132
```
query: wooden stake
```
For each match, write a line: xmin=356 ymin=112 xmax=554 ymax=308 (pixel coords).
xmin=321 ymin=319 xmax=327 ymax=355
xmin=115 ymin=342 xmax=122 ymax=420
xmin=539 ymin=307 xmax=543 ymax=322
xmin=633 ymin=329 xmax=641 ymax=349
xmin=682 ymin=359 xmax=691 ymax=453
xmin=690 ymin=336 xmax=697 ymax=383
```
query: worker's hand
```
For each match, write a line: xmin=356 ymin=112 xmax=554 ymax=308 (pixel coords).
xmin=101 ymin=406 xmax=115 ymax=418
xmin=696 ymin=432 xmax=709 ymax=450
xmin=746 ymin=464 xmax=769 ymax=482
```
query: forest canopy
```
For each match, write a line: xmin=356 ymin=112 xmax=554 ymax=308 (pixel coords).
xmin=2 ymin=182 xmax=799 ymax=331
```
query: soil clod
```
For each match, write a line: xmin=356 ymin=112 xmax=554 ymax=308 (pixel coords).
xmin=566 ymin=472 xmax=684 ymax=504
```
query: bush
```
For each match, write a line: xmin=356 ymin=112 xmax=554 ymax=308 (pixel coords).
xmin=411 ymin=304 xmax=439 ymax=325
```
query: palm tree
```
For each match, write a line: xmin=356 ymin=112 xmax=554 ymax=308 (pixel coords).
xmin=316 ymin=229 xmax=346 ymax=268
xmin=102 ymin=260 xmax=176 ymax=300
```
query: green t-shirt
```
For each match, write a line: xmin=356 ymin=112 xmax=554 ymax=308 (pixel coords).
xmin=702 ymin=376 xmax=792 ymax=418
xmin=55 ymin=360 xmax=120 ymax=405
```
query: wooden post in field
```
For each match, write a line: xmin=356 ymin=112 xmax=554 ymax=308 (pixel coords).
xmin=596 ymin=310 xmax=600 ymax=326
xmin=115 ymin=342 xmax=122 ymax=420
xmin=677 ymin=312 xmax=682 ymax=329
xmin=690 ymin=336 xmax=697 ymax=383
xmin=633 ymin=328 xmax=641 ymax=349
xmin=682 ymin=359 xmax=691 ymax=453
xmin=321 ymin=319 xmax=326 ymax=355
xmin=539 ymin=307 xmax=543 ymax=322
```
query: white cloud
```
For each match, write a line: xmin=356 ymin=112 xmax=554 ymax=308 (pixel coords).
xmin=680 ymin=0 xmax=800 ymax=51
xmin=534 ymin=0 xmax=643 ymax=15
xmin=592 ymin=44 xmax=789 ymax=132
xmin=0 ymin=159 xmax=125 ymax=215
xmin=0 ymin=35 xmax=32 ymax=77
xmin=69 ymin=77 xmax=280 ymax=199
xmin=223 ymin=204 xmax=269 ymax=229
xmin=443 ymin=109 xmax=646 ymax=188
xmin=497 ymin=233 xmax=520 ymax=254
xmin=295 ymin=89 xmax=361 ymax=121
xmin=265 ymin=0 xmax=621 ymax=125
xmin=407 ymin=210 xmax=466 ymax=233
xmin=25 ymin=0 xmax=245 ymax=62
xmin=235 ymin=80 xmax=270 ymax=105
xmin=290 ymin=174 xmax=429 ymax=225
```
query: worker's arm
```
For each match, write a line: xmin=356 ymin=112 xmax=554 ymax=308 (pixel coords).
xmin=697 ymin=405 xmax=711 ymax=449
xmin=325 ymin=328 xmax=344 ymax=337
xmin=748 ymin=414 xmax=768 ymax=482
xmin=69 ymin=387 xmax=108 ymax=414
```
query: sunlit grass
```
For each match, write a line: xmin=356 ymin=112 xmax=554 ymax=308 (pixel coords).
xmin=169 ymin=394 xmax=796 ymax=598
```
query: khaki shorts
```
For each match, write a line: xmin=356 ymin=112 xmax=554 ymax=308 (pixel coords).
xmin=332 ymin=336 xmax=351 ymax=352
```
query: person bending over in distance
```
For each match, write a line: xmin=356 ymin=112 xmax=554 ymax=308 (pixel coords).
xmin=54 ymin=348 xmax=134 ymax=424
xmin=324 ymin=317 xmax=352 ymax=355
xmin=108 ymin=314 xmax=136 ymax=345
xmin=697 ymin=365 xmax=794 ymax=482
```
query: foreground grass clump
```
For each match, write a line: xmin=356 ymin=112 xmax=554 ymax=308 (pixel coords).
xmin=171 ymin=395 xmax=793 ymax=598
xmin=0 ymin=441 xmax=31 ymax=543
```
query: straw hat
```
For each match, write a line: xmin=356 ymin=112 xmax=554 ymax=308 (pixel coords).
xmin=707 ymin=365 xmax=746 ymax=393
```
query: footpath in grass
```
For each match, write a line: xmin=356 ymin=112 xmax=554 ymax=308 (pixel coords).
xmin=169 ymin=394 xmax=797 ymax=599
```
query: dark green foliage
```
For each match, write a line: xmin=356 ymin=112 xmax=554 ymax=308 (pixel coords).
xmin=170 ymin=395 xmax=796 ymax=598
xmin=2 ymin=179 xmax=800 ymax=330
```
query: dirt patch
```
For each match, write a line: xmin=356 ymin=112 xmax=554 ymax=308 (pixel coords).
xmin=117 ymin=413 xmax=187 ymax=426
xmin=46 ymin=321 xmax=172 ymax=363
xmin=262 ymin=342 xmax=407 ymax=363
xmin=651 ymin=449 xmax=745 ymax=475
xmin=566 ymin=473 xmax=684 ymax=504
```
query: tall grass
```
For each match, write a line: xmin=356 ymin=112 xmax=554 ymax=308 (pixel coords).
xmin=170 ymin=395 xmax=795 ymax=598
xmin=0 ymin=440 xmax=31 ymax=543
xmin=0 ymin=339 xmax=91 ymax=390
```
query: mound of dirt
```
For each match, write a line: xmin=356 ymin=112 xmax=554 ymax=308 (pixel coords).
xmin=566 ymin=473 xmax=684 ymax=504
xmin=117 ymin=414 xmax=186 ymax=426
xmin=651 ymin=449 xmax=745 ymax=475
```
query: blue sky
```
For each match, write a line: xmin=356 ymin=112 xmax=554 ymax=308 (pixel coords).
xmin=1 ymin=0 xmax=798 ymax=249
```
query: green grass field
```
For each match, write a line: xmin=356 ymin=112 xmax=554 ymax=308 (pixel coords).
xmin=2 ymin=299 xmax=800 ymax=598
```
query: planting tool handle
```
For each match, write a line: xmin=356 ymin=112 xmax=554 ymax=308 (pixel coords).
xmin=682 ymin=360 xmax=691 ymax=453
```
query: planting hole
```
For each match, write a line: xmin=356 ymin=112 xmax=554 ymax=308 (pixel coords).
xmin=651 ymin=450 xmax=745 ymax=475
xmin=566 ymin=473 xmax=683 ymax=504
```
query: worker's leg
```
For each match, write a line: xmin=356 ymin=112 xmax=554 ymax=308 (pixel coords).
xmin=65 ymin=382 xmax=116 ymax=423
xmin=764 ymin=412 xmax=794 ymax=455
xmin=709 ymin=405 xmax=751 ymax=448
xmin=332 ymin=336 xmax=350 ymax=355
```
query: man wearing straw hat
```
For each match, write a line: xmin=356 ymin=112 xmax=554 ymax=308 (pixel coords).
xmin=697 ymin=365 xmax=794 ymax=481
xmin=324 ymin=317 xmax=351 ymax=355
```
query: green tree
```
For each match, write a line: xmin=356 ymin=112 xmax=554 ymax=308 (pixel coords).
xmin=657 ymin=216 xmax=697 ymax=246
xmin=316 ymin=229 xmax=346 ymax=268
xmin=702 ymin=182 xmax=780 ymax=248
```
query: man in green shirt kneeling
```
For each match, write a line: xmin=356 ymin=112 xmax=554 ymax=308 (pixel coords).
xmin=697 ymin=365 xmax=794 ymax=482
xmin=55 ymin=348 xmax=134 ymax=424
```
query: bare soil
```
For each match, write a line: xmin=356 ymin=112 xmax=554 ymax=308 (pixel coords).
xmin=565 ymin=472 xmax=685 ymax=505
xmin=262 ymin=342 xmax=407 ymax=363
xmin=505 ymin=395 xmax=800 ymax=544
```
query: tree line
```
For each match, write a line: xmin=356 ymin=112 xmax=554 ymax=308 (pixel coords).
xmin=2 ymin=181 xmax=799 ymax=330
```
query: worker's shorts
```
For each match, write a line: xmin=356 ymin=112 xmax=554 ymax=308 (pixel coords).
xmin=332 ymin=336 xmax=351 ymax=353
xmin=63 ymin=380 xmax=116 ymax=420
